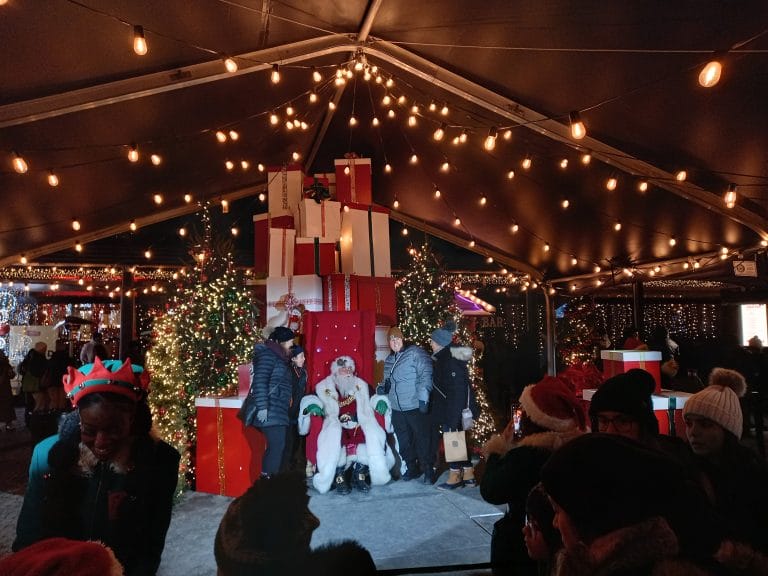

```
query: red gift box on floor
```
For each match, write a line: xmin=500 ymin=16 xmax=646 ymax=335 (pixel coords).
xmin=294 ymin=237 xmax=337 ymax=276
xmin=253 ymin=213 xmax=295 ymax=278
xmin=297 ymin=198 xmax=341 ymax=240
xmin=302 ymin=309 xmax=376 ymax=391
xmin=195 ymin=396 xmax=265 ymax=497
xmin=600 ymin=350 xmax=662 ymax=393
xmin=334 ymin=157 xmax=372 ymax=205
xmin=267 ymin=164 xmax=304 ymax=217
xmin=356 ymin=276 xmax=397 ymax=325
xmin=322 ymin=273 xmax=360 ymax=312
xmin=339 ymin=203 xmax=391 ymax=276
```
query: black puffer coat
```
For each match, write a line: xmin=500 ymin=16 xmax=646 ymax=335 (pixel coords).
xmin=244 ymin=341 xmax=293 ymax=428
xmin=431 ymin=345 xmax=477 ymax=431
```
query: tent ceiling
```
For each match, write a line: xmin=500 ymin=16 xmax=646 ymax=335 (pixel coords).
xmin=1 ymin=0 xmax=766 ymax=294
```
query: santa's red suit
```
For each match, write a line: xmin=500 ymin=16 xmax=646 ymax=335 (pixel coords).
xmin=299 ymin=356 xmax=394 ymax=494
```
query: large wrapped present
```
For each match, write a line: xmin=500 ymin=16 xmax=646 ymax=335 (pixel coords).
xmin=253 ymin=213 xmax=295 ymax=278
xmin=265 ymin=275 xmax=323 ymax=333
xmin=600 ymin=349 xmax=662 ymax=393
xmin=356 ymin=276 xmax=397 ymax=325
xmin=294 ymin=236 xmax=337 ymax=276
xmin=195 ymin=396 xmax=265 ymax=497
xmin=297 ymin=198 xmax=341 ymax=240
xmin=322 ymin=273 xmax=359 ymax=312
xmin=339 ymin=203 xmax=391 ymax=276
xmin=582 ymin=389 xmax=691 ymax=438
xmin=302 ymin=309 xmax=376 ymax=391
xmin=312 ymin=172 xmax=336 ymax=199
xmin=267 ymin=164 xmax=304 ymax=217
xmin=334 ymin=156 xmax=372 ymax=205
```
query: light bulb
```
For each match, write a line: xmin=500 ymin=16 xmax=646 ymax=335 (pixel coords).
xmin=47 ymin=171 xmax=59 ymax=187
xmin=372 ymin=117 xmax=380 ymax=127
xmin=349 ymin=116 xmax=357 ymax=126
xmin=285 ymin=106 xmax=294 ymax=116
xmin=179 ymin=227 xmax=187 ymax=237
xmin=594 ymin=265 xmax=601 ymax=273
xmin=614 ymin=221 xmax=622 ymax=231
xmin=581 ymin=153 xmax=591 ymax=165
xmin=569 ymin=111 xmax=586 ymax=139
xmin=229 ymin=130 xmax=239 ymax=140
xmin=130 ymin=220 xmax=137 ymax=231
xmin=184 ymin=194 xmax=192 ymax=203
xmin=511 ymin=223 xmax=519 ymax=233
xmin=270 ymin=112 xmax=279 ymax=125
xmin=221 ymin=199 xmax=229 ymax=213
xmin=559 ymin=158 xmax=568 ymax=169
xmin=309 ymin=91 xmax=318 ymax=103
xmin=241 ymin=160 xmax=249 ymax=170
xmin=606 ymin=176 xmax=618 ymax=191
xmin=469 ymin=240 xmax=475 ymax=248
xmin=544 ymin=243 xmax=550 ymax=252
xmin=433 ymin=124 xmax=445 ymax=141
xmin=441 ymin=104 xmax=449 ymax=116
xmin=384 ymin=163 xmax=392 ymax=173
xmin=676 ymin=170 xmax=687 ymax=182
xmin=329 ymin=101 xmax=337 ymax=111
xmin=144 ymin=249 xmax=152 ymax=259
xmin=271 ymin=64 xmax=280 ymax=84
xmin=150 ymin=154 xmax=161 ymax=166
xmin=292 ymin=151 xmax=300 ymax=161
xmin=215 ymin=130 xmax=227 ymax=142
xmin=382 ymin=94 xmax=392 ymax=106
xmin=483 ymin=127 xmax=498 ymax=151
xmin=480 ymin=196 xmax=487 ymax=206
xmin=75 ymin=242 xmax=83 ymax=253
xmin=231 ymin=227 xmax=239 ymax=236
xmin=454 ymin=217 xmax=461 ymax=226
xmin=133 ymin=25 xmax=148 ymax=56
xmin=410 ymin=104 xmax=419 ymax=114
xmin=20 ymin=255 xmax=27 ymax=265
xmin=521 ymin=155 xmax=532 ymax=170
xmin=503 ymin=129 xmax=512 ymax=140
xmin=312 ymin=67 xmax=322 ymax=82
xmin=507 ymin=170 xmax=515 ymax=180
xmin=410 ymin=153 xmax=418 ymax=164
xmin=561 ymin=199 xmax=570 ymax=209
xmin=440 ymin=161 xmax=450 ymax=172
xmin=224 ymin=57 xmax=238 ymax=73
xmin=258 ymin=192 xmax=266 ymax=201
xmin=724 ymin=183 xmax=737 ymax=208
xmin=638 ymin=180 xmax=648 ymax=193
xmin=225 ymin=160 xmax=234 ymax=171
xmin=393 ymin=199 xmax=400 ymax=209
xmin=669 ymin=237 xmax=676 ymax=246
xmin=398 ymin=95 xmax=406 ymax=105
xmin=12 ymin=151 xmax=28 ymax=174
xmin=72 ymin=218 xmax=81 ymax=231
xmin=153 ymin=193 xmax=163 ymax=205
xmin=258 ymin=163 xmax=265 ymax=172
xmin=434 ymin=187 xmax=441 ymax=198
xmin=698 ymin=60 xmax=722 ymax=88
xmin=386 ymin=77 xmax=394 ymax=88
xmin=127 ymin=144 xmax=139 ymax=162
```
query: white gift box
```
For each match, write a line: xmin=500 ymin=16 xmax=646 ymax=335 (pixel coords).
xmin=265 ymin=275 xmax=323 ymax=331
xmin=339 ymin=204 xmax=391 ymax=276
xmin=297 ymin=198 xmax=341 ymax=240
xmin=267 ymin=164 xmax=304 ymax=217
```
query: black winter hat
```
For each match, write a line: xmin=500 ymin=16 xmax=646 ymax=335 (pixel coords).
xmin=589 ymin=369 xmax=659 ymax=436
xmin=540 ymin=433 xmax=680 ymax=542
xmin=268 ymin=326 xmax=295 ymax=343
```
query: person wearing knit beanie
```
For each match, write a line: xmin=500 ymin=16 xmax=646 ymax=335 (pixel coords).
xmin=0 ymin=537 xmax=124 ymax=576
xmin=518 ymin=375 xmax=587 ymax=433
xmin=683 ymin=367 xmax=746 ymax=455
xmin=589 ymin=369 xmax=659 ymax=440
xmin=430 ymin=320 xmax=456 ymax=348
xmin=387 ymin=326 xmax=404 ymax=341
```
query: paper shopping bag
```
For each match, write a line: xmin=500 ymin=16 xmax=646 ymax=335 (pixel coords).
xmin=443 ymin=430 xmax=468 ymax=462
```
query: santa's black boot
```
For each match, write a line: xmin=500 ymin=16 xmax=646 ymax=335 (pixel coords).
xmin=352 ymin=463 xmax=370 ymax=493
xmin=334 ymin=466 xmax=351 ymax=495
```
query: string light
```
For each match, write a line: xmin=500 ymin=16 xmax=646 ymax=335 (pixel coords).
xmin=511 ymin=223 xmax=519 ymax=233
xmin=312 ymin=67 xmax=322 ymax=82
xmin=150 ymin=154 xmax=162 ymax=166
xmin=144 ymin=249 xmax=152 ymax=259
xmin=614 ymin=221 xmax=622 ymax=231
xmin=372 ymin=116 xmax=380 ymax=126
xmin=270 ymin=112 xmax=279 ymax=125
xmin=221 ymin=199 xmax=229 ymax=213
xmin=669 ymin=237 xmax=677 ymax=246
xmin=544 ymin=243 xmax=550 ymax=252
xmin=569 ymin=111 xmax=586 ymax=139
xmin=561 ymin=199 xmax=570 ymax=209
xmin=71 ymin=218 xmax=81 ymax=231
xmin=483 ymin=126 xmax=498 ymax=151
xmin=228 ymin=130 xmax=239 ymax=140
xmin=270 ymin=64 xmax=281 ymax=84
xmin=675 ymin=170 xmax=687 ymax=182
xmin=133 ymin=25 xmax=148 ymax=56
xmin=479 ymin=195 xmax=487 ymax=206
xmin=225 ymin=160 xmax=234 ymax=171
xmin=440 ymin=104 xmax=449 ymax=116
xmin=559 ymin=158 xmax=568 ymax=169
xmin=410 ymin=153 xmax=418 ymax=164
xmin=47 ymin=171 xmax=59 ymax=186
xmin=215 ymin=130 xmax=227 ymax=143
xmin=384 ymin=163 xmax=392 ymax=173
xmin=698 ymin=59 xmax=722 ymax=88
xmin=724 ymin=183 xmax=737 ymax=208
xmin=434 ymin=186 xmax=441 ymax=198
xmin=581 ymin=153 xmax=591 ymax=165
xmin=309 ymin=91 xmax=318 ymax=103
xmin=606 ymin=175 xmax=618 ymax=191
xmin=127 ymin=144 xmax=139 ymax=162
xmin=179 ymin=227 xmax=187 ymax=237
xmin=521 ymin=155 xmax=532 ymax=170
xmin=638 ymin=180 xmax=648 ymax=193
xmin=184 ymin=194 xmax=193 ymax=203
xmin=433 ymin=124 xmax=446 ymax=141
xmin=75 ymin=241 xmax=83 ymax=253
xmin=130 ymin=220 xmax=137 ymax=231
xmin=11 ymin=151 xmax=28 ymax=174
xmin=440 ymin=161 xmax=450 ymax=172
xmin=503 ymin=129 xmax=512 ymax=140
xmin=223 ymin=57 xmax=238 ymax=73
xmin=454 ymin=217 xmax=461 ymax=226
xmin=153 ymin=193 xmax=163 ymax=205
xmin=507 ymin=170 xmax=515 ymax=180
xmin=20 ymin=255 xmax=27 ymax=265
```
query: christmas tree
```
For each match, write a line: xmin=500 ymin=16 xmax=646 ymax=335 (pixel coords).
xmin=556 ymin=295 xmax=601 ymax=368
xmin=146 ymin=203 xmax=256 ymax=494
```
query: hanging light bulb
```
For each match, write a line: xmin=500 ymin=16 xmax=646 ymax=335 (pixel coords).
xmin=698 ymin=59 xmax=722 ymax=88
xmin=312 ymin=67 xmax=322 ymax=82
xmin=407 ymin=115 xmax=417 ymax=127
xmin=270 ymin=64 xmax=281 ymax=84
xmin=47 ymin=171 xmax=59 ymax=187
xmin=129 ymin=220 xmax=137 ymax=231
xmin=433 ymin=124 xmax=446 ymax=141
xmin=469 ymin=240 xmax=476 ymax=248
xmin=150 ymin=154 xmax=162 ymax=166
xmin=11 ymin=151 xmax=28 ymax=174
xmin=614 ymin=221 xmax=622 ymax=231
xmin=434 ymin=186 xmax=441 ymax=198
xmin=676 ymin=170 xmax=687 ymax=182
xmin=179 ymin=227 xmax=187 ymax=237
xmin=225 ymin=160 xmax=234 ymax=171
xmin=569 ymin=111 xmax=586 ymax=139
xmin=349 ymin=115 xmax=358 ymax=126
xmin=454 ymin=217 xmax=461 ymax=226
xmin=144 ymin=249 xmax=152 ymax=259
xmin=270 ymin=112 xmax=279 ymax=125
xmin=393 ymin=199 xmax=400 ymax=209
xmin=441 ymin=104 xmax=449 ymax=116
xmin=724 ymin=183 xmax=737 ymax=208
xmin=521 ymin=155 xmax=532 ymax=170
xmin=638 ymin=180 xmax=648 ymax=193
xmin=229 ymin=130 xmax=239 ymax=140
xmin=258 ymin=192 xmax=266 ymax=201
xmin=184 ymin=193 xmax=192 ymax=203
xmin=561 ymin=199 xmax=570 ymax=209
xmin=257 ymin=163 xmax=265 ymax=172
xmin=410 ymin=153 xmax=418 ymax=164
xmin=503 ymin=129 xmax=512 ymax=140
xmin=386 ymin=77 xmax=394 ymax=88
xmin=221 ymin=199 xmax=229 ymax=213
xmin=329 ymin=101 xmax=337 ymax=111
xmin=215 ymin=130 xmax=227 ymax=143
xmin=231 ymin=226 xmax=239 ymax=236
xmin=507 ymin=170 xmax=515 ymax=180
xmin=606 ymin=175 xmax=618 ymax=191
xmin=559 ymin=158 xmax=569 ymax=169
xmin=372 ymin=116 xmax=380 ymax=127
xmin=458 ymin=129 xmax=468 ymax=144
xmin=292 ymin=151 xmax=300 ymax=161
xmin=285 ymin=106 xmax=294 ymax=117
xmin=571 ymin=256 xmax=578 ymax=266
xmin=384 ymin=163 xmax=392 ymax=173
xmin=440 ymin=161 xmax=450 ymax=172
xmin=224 ymin=57 xmax=238 ymax=73
xmin=75 ymin=241 xmax=83 ymax=253
xmin=483 ymin=127 xmax=498 ymax=151
xmin=309 ymin=91 xmax=318 ymax=103
xmin=543 ymin=243 xmax=550 ymax=252
xmin=20 ymin=255 xmax=27 ymax=265
xmin=479 ymin=195 xmax=487 ymax=206
xmin=72 ymin=218 xmax=81 ymax=231
xmin=127 ymin=144 xmax=139 ymax=163
xmin=581 ymin=153 xmax=592 ymax=165
xmin=241 ymin=160 xmax=250 ymax=170
xmin=133 ymin=25 xmax=148 ymax=56
xmin=153 ymin=193 xmax=163 ymax=205
xmin=511 ymin=223 xmax=519 ymax=233
xmin=410 ymin=104 xmax=419 ymax=114
xmin=669 ymin=237 xmax=677 ymax=246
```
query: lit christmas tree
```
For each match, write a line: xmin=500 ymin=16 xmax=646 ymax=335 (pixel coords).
xmin=395 ymin=241 xmax=496 ymax=449
xmin=146 ymin=203 xmax=256 ymax=493
xmin=556 ymin=295 xmax=601 ymax=368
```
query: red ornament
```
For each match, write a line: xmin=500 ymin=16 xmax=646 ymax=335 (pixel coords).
xmin=0 ymin=323 xmax=10 ymax=336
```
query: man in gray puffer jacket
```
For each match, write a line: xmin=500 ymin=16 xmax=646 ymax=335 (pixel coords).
xmin=377 ymin=326 xmax=436 ymax=483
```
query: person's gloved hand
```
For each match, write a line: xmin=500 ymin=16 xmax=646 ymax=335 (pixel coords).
xmin=303 ymin=404 xmax=324 ymax=417
xmin=375 ymin=384 xmax=386 ymax=396
xmin=256 ymin=409 xmax=268 ymax=423
xmin=418 ymin=400 xmax=429 ymax=414
xmin=374 ymin=399 xmax=388 ymax=415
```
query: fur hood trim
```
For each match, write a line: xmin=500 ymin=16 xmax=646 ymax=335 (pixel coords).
xmin=449 ymin=346 xmax=473 ymax=362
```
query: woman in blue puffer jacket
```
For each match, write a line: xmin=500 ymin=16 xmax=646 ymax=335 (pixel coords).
xmin=243 ymin=326 xmax=295 ymax=478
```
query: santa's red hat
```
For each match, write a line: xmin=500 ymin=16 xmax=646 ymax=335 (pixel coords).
xmin=0 ymin=537 xmax=123 ymax=575
xmin=519 ymin=375 xmax=587 ymax=432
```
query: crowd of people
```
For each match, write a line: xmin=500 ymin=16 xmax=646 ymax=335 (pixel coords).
xmin=3 ymin=320 xmax=768 ymax=576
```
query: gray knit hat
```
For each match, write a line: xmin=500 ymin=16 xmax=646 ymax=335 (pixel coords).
xmin=683 ymin=367 xmax=746 ymax=438
xmin=431 ymin=320 xmax=456 ymax=347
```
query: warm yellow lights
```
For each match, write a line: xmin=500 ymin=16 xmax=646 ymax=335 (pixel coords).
xmin=698 ymin=59 xmax=722 ymax=88
xmin=503 ymin=129 xmax=512 ymax=141
xmin=606 ymin=176 xmax=618 ymax=191
xmin=179 ymin=227 xmax=187 ymax=237
xmin=128 ymin=144 xmax=139 ymax=163
xmin=20 ymin=255 xmax=27 ymax=265
xmin=675 ymin=170 xmax=687 ymax=182
xmin=258 ymin=192 xmax=266 ymax=202
xmin=571 ymin=256 xmax=578 ymax=266
xmin=638 ymin=180 xmax=648 ymax=193
xmin=441 ymin=104 xmax=449 ymax=116
xmin=669 ymin=237 xmax=677 ymax=246
xmin=521 ymin=156 xmax=532 ymax=170
xmin=241 ymin=160 xmax=249 ymax=170
xmin=329 ymin=101 xmax=337 ymax=111
xmin=221 ymin=199 xmax=229 ymax=213
xmin=469 ymin=240 xmax=476 ymax=248
xmin=153 ymin=193 xmax=163 ymax=205
xmin=231 ymin=227 xmax=239 ymax=236
xmin=434 ymin=187 xmax=441 ymax=198
xmin=440 ymin=161 xmax=450 ymax=172
xmin=129 ymin=220 xmax=137 ymax=231
xmin=184 ymin=193 xmax=192 ymax=203
xmin=614 ymin=221 xmax=622 ymax=231
xmin=12 ymin=151 xmax=28 ymax=174
xmin=594 ymin=265 xmax=601 ymax=273
xmin=144 ymin=249 xmax=152 ymax=259
xmin=229 ymin=130 xmax=239 ymax=140
xmin=133 ymin=25 xmax=148 ymax=56
xmin=407 ymin=115 xmax=417 ymax=127
xmin=225 ymin=160 xmax=234 ymax=171
xmin=569 ymin=111 xmax=586 ymax=139
xmin=486 ymin=256 xmax=494 ymax=263
xmin=75 ymin=242 xmax=83 ymax=253
xmin=511 ymin=223 xmax=519 ymax=233
xmin=270 ymin=64 xmax=281 ymax=84
xmin=312 ymin=67 xmax=322 ymax=82
xmin=285 ymin=106 xmax=294 ymax=117
xmin=581 ymin=153 xmax=591 ymax=165
xmin=72 ymin=218 xmax=81 ymax=231
xmin=292 ymin=151 xmax=300 ymax=161
xmin=724 ymin=183 xmax=737 ymax=208
xmin=561 ymin=199 xmax=570 ymax=209
xmin=483 ymin=127 xmax=498 ymax=151
xmin=506 ymin=170 xmax=515 ymax=180
xmin=349 ymin=116 xmax=358 ymax=126
xmin=433 ymin=124 xmax=446 ymax=141
xmin=47 ymin=171 xmax=59 ymax=186
xmin=393 ymin=199 xmax=400 ymax=209
xmin=409 ymin=153 xmax=418 ymax=164
xmin=480 ymin=196 xmax=487 ymax=206
xmin=224 ymin=57 xmax=238 ymax=73
xmin=559 ymin=158 xmax=568 ymax=169
xmin=150 ymin=154 xmax=162 ymax=166
xmin=215 ymin=130 xmax=227 ymax=143
xmin=309 ymin=91 xmax=318 ymax=103
xmin=372 ymin=116 xmax=380 ymax=127
xmin=454 ymin=217 xmax=461 ymax=226
xmin=543 ymin=243 xmax=550 ymax=252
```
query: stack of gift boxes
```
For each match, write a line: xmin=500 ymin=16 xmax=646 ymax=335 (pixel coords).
xmin=196 ymin=156 xmax=397 ymax=496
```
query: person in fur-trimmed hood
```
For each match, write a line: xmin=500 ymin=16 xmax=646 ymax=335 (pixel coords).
xmin=480 ymin=373 xmax=586 ymax=576
xmin=299 ymin=355 xmax=394 ymax=494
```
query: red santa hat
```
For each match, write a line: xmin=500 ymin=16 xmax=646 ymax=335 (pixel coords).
xmin=0 ymin=538 xmax=123 ymax=575
xmin=519 ymin=375 xmax=587 ymax=432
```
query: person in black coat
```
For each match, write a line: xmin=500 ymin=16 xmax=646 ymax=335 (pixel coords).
xmin=241 ymin=326 xmax=295 ymax=478
xmin=281 ymin=344 xmax=308 ymax=473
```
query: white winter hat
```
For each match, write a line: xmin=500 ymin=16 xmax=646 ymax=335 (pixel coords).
xmin=683 ymin=368 xmax=746 ymax=438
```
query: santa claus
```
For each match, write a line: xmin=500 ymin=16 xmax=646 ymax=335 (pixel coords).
xmin=299 ymin=356 xmax=394 ymax=494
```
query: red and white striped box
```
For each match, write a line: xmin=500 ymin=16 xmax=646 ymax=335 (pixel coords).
xmin=322 ymin=273 xmax=359 ymax=313
xmin=293 ymin=237 xmax=337 ymax=276
xmin=297 ymin=198 xmax=341 ymax=240
xmin=334 ymin=157 xmax=372 ymax=205
xmin=267 ymin=164 xmax=304 ymax=217
xmin=339 ymin=203 xmax=391 ymax=276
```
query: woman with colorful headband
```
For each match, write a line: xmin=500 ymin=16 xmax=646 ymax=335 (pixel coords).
xmin=13 ymin=357 xmax=180 ymax=576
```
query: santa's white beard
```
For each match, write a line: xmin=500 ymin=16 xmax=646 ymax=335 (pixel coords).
xmin=334 ymin=373 xmax=357 ymax=397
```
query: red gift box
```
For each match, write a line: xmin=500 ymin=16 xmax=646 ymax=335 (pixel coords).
xmin=267 ymin=164 xmax=304 ymax=217
xmin=334 ymin=157 xmax=372 ymax=205
xmin=302 ymin=309 xmax=376 ymax=391
xmin=294 ymin=237 xmax=337 ymax=276
xmin=313 ymin=172 xmax=337 ymax=199
xmin=195 ymin=396 xmax=265 ymax=497
xmin=356 ymin=276 xmax=397 ymax=325
xmin=339 ymin=203 xmax=391 ymax=276
xmin=253 ymin=213 xmax=295 ymax=278
xmin=322 ymin=273 xmax=360 ymax=312
xmin=600 ymin=350 xmax=662 ymax=393
xmin=582 ymin=389 xmax=689 ymax=438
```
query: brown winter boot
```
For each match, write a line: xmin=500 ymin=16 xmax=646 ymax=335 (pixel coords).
xmin=436 ymin=468 xmax=463 ymax=491
xmin=461 ymin=466 xmax=476 ymax=487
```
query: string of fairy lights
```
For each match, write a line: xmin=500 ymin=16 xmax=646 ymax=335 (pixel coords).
xmin=3 ymin=4 xmax=767 ymax=293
